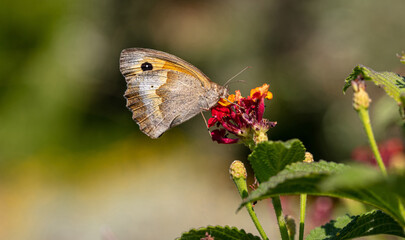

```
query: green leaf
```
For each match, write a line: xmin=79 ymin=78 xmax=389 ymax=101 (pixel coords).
xmin=248 ymin=139 xmax=306 ymax=183
xmin=343 ymin=65 xmax=405 ymax=105
xmin=306 ymin=210 xmax=405 ymax=240
xmin=388 ymin=172 xmax=405 ymax=200
xmin=240 ymin=161 xmax=405 ymax=226
xmin=177 ymin=226 xmax=261 ymax=240
xmin=242 ymin=161 xmax=347 ymax=201
xmin=306 ymin=215 xmax=352 ymax=240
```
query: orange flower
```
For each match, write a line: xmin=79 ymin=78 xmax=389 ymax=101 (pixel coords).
xmin=218 ymin=90 xmax=243 ymax=106
xmin=218 ymin=94 xmax=235 ymax=106
xmin=266 ymin=91 xmax=273 ymax=100
xmin=250 ymin=84 xmax=273 ymax=101
xmin=234 ymin=90 xmax=242 ymax=101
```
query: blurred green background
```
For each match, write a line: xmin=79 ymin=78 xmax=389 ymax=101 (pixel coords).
xmin=1 ymin=0 xmax=404 ymax=239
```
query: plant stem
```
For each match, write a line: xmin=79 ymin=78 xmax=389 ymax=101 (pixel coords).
xmin=357 ymin=107 xmax=405 ymax=221
xmin=299 ymin=194 xmax=307 ymax=240
xmin=245 ymin=201 xmax=269 ymax=240
xmin=272 ymin=196 xmax=289 ymax=240
xmin=357 ymin=107 xmax=387 ymax=177
xmin=229 ymin=161 xmax=269 ymax=240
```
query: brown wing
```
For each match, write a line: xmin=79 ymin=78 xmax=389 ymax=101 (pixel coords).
xmin=120 ymin=48 xmax=218 ymax=138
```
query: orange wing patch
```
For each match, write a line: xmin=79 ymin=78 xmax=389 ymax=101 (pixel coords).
xmin=125 ymin=57 xmax=196 ymax=78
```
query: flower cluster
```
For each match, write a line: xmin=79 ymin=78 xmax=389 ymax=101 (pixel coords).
xmin=352 ymin=138 xmax=405 ymax=170
xmin=208 ymin=84 xmax=276 ymax=146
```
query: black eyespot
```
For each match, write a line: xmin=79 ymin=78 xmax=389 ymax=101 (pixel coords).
xmin=141 ymin=62 xmax=153 ymax=71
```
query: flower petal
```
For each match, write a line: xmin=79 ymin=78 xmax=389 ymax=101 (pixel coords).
xmin=250 ymin=84 xmax=269 ymax=100
xmin=218 ymin=94 xmax=236 ymax=106
xmin=266 ymin=91 xmax=273 ymax=100
xmin=207 ymin=117 xmax=218 ymax=127
xmin=211 ymin=129 xmax=239 ymax=144
xmin=211 ymin=105 xmax=231 ymax=119
xmin=257 ymin=97 xmax=265 ymax=122
xmin=209 ymin=84 xmax=274 ymax=145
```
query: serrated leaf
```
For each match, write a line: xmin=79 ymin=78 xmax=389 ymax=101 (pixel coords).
xmin=343 ymin=65 xmax=405 ymax=104
xmin=319 ymin=163 xmax=383 ymax=190
xmin=248 ymin=139 xmax=306 ymax=183
xmin=240 ymin=161 xmax=405 ymax=227
xmin=306 ymin=215 xmax=353 ymax=240
xmin=177 ymin=226 xmax=261 ymax=240
xmin=306 ymin=210 xmax=405 ymax=240
xmin=242 ymin=161 xmax=346 ymax=202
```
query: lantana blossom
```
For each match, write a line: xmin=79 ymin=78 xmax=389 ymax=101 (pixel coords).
xmin=208 ymin=84 xmax=276 ymax=147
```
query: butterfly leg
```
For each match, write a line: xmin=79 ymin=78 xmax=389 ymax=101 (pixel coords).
xmin=200 ymin=112 xmax=212 ymax=137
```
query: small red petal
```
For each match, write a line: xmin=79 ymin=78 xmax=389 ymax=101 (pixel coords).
xmin=211 ymin=105 xmax=231 ymax=119
xmin=219 ymin=138 xmax=239 ymax=144
xmin=211 ymin=129 xmax=239 ymax=144
xmin=257 ymin=97 xmax=265 ymax=122
xmin=207 ymin=117 xmax=218 ymax=127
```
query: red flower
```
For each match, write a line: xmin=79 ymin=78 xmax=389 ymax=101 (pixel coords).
xmin=351 ymin=138 xmax=405 ymax=169
xmin=209 ymin=84 xmax=276 ymax=146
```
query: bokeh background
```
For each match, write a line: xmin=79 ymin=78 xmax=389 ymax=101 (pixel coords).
xmin=1 ymin=0 xmax=405 ymax=239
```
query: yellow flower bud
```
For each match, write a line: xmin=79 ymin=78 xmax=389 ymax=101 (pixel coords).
xmin=353 ymin=87 xmax=371 ymax=110
xmin=229 ymin=160 xmax=247 ymax=179
xmin=304 ymin=152 xmax=314 ymax=163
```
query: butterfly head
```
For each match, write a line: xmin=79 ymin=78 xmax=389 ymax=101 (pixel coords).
xmin=212 ymin=82 xmax=228 ymax=99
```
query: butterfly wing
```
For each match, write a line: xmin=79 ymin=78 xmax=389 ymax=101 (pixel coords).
xmin=120 ymin=48 xmax=212 ymax=87
xmin=120 ymin=48 xmax=219 ymax=138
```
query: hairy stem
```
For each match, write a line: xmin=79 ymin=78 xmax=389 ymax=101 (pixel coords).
xmin=357 ymin=107 xmax=387 ymax=177
xmin=272 ymin=196 xmax=289 ymax=240
xmin=230 ymin=161 xmax=269 ymax=240
xmin=245 ymin=200 xmax=269 ymax=240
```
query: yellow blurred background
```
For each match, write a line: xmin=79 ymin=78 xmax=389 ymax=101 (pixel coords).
xmin=1 ymin=0 xmax=405 ymax=239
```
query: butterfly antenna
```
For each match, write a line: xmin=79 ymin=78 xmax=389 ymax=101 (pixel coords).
xmin=235 ymin=79 xmax=247 ymax=84
xmin=224 ymin=66 xmax=251 ymax=87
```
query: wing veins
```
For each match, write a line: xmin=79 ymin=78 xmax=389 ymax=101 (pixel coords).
xmin=137 ymin=108 xmax=161 ymax=125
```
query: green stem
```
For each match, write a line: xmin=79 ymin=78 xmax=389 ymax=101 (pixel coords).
xmin=272 ymin=196 xmax=289 ymax=240
xmin=299 ymin=194 xmax=307 ymax=240
xmin=357 ymin=107 xmax=387 ymax=177
xmin=232 ymin=175 xmax=268 ymax=240
xmin=358 ymin=108 xmax=405 ymax=222
xmin=245 ymin=201 xmax=269 ymax=240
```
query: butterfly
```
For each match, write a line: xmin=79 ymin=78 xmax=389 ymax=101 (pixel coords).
xmin=119 ymin=48 xmax=228 ymax=138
